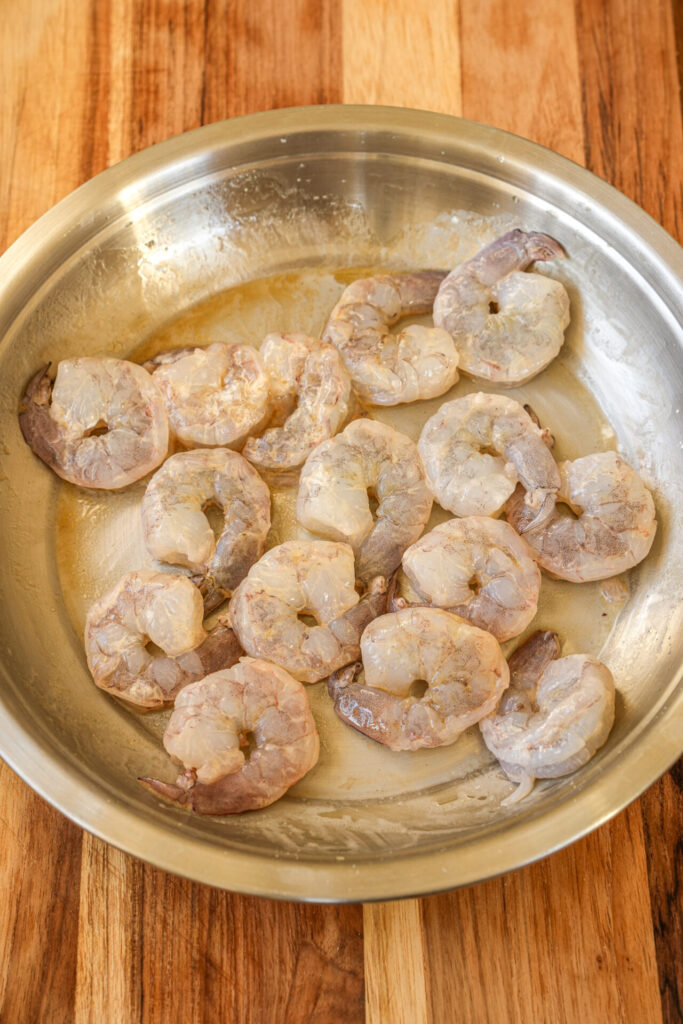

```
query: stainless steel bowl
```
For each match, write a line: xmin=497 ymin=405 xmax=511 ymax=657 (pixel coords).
xmin=0 ymin=106 xmax=681 ymax=901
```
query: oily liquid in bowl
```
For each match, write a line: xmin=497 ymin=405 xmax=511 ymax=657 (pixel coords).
xmin=55 ymin=264 xmax=628 ymax=846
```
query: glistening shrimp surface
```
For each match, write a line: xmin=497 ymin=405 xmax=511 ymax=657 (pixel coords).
xmin=54 ymin=241 xmax=640 ymax=828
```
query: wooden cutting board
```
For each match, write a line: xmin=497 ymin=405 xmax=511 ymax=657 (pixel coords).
xmin=1 ymin=2 xmax=681 ymax=1021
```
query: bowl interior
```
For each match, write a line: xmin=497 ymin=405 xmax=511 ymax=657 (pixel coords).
xmin=0 ymin=109 xmax=681 ymax=900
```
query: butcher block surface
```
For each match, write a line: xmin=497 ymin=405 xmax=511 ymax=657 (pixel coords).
xmin=1 ymin=1 xmax=681 ymax=1021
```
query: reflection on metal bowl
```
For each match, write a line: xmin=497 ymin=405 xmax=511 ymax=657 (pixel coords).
xmin=0 ymin=106 xmax=681 ymax=902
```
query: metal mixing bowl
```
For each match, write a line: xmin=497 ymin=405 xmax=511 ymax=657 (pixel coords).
xmin=0 ymin=106 xmax=681 ymax=901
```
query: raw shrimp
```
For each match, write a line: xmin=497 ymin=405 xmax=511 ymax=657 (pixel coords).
xmin=85 ymin=570 xmax=242 ymax=709
xmin=242 ymin=333 xmax=353 ymax=471
xmin=400 ymin=517 xmax=541 ymax=642
xmin=322 ymin=271 xmax=459 ymax=404
xmin=229 ymin=541 xmax=387 ymax=683
xmin=506 ymin=451 xmax=657 ymax=582
xmin=433 ymin=229 xmax=570 ymax=386
xmin=297 ymin=418 xmax=433 ymax=583
xmin=149 ymin=342 xmax=270 ymax=448
xmin=479 ymin=630 xmax=615 ymax=804
xmin=418 ymin=392 xmax=560 ymax=528
xmin=141 ymin=448 xmax=271 ymax=610
xmin=19 ymin=358 xmax=168 ymax=489
xmin=139 ymin=658 xmax=319 ymax=814
xmin=328 ymin=607 xmax=509 ymax=751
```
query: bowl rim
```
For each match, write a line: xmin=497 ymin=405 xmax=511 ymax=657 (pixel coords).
xmin=1 ymin=104 xmax=681 ymax=902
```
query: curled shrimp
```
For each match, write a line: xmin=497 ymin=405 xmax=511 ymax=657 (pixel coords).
xmin=84 ymin=570 xmax=242 ymax=709
xmin=418 ymin=392 xmax=560 ymax=529
xmin=148 ymin=343 xmax=271 ymax=448
xmin=297 ymin=418 xmax=433 ymax=583
xmin=139 ymin=658 xmax=319 ymax=814
xmin=328 ymin=607 xmax=509 ymax=751
xmin=141 ymin=448 xmax=271 ymax=611
xmin=479 ymin=630 xmax=615 ymax=804
xmin=506 ymin=451 xmax=657 ymax=582
xmin=242 ymin=333 xmax=353 ymax=472
xmin=433 ymin=229 xmax=570 ymax=386
xmin=322 ymin=271 xmax=459 ymax=405
xmin=229 ymin=541 xmax=388 ymax=684
xmin=19 ymin=359 xmax=168 ymax=489
xmin=400 ymin=517 xmax=541 ymax=642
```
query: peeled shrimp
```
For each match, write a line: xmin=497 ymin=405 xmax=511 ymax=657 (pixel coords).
xmin=229 ymin=541 xmax=387 ymax=684
xmin=418 ymin=392 xmax=560 ymax=528
xmin=322 ymin=271 xmax=459 ymax=405
xmin=297 ymin=418 xmax=433 ymax=583
xmin=242 ymin=333 xmax=353 ymax=471
xmin=141 ymin=448 xmax=271 ymax=610
xmin=19 ymin=359 xmax=168 ymax=489
xmin=433 ymin=229 xmax=570 ymax=386
xmin=480 ymin=630 xmax=615 ymax=804
xmin=149 ymin=343 xmax=270 ymax=448
xmin=506 ymin=451 xmax=657 ymax=582
xmin=139 ymin=658 xmax=319 ymax=814
xmin=328 ymin=607 xmax=509 ymax=751
xmin=401 ymin=517 xmax=541 ymax=642
xmin=85 ymin=570 xmax=242 ymax=709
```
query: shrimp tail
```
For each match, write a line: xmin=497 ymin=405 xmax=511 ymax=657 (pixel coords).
xmin=192 ymin=573 xmax=231 ymax=614
xmin=517 ymin=488 xmax=557 ymax=533
xmin=523 ymin=404 xmax=555 ymax=449
xmin=140 ymin=770 xmax=281 ymax=815
xmin=386 ymin=572 xmax=410 ymax=612
xmin=138 ymin=775 xmax=192 ymax=807
xmin=328 ymin=661 xmax=362 ymax=699
xmin=394 ymin=270 xmax=448 ymax=312
xmin=508 ymin=630 xmax=560 ymax=685
xmin=18 ymin=364 xmax=63 ymax=468
xmin=500 ymin=772 xmax=536 ymax=806
xmin=458 ymin=229 xmax=565 ymax=286
xmin=192 ymin=619 xmax=243 ymax=675
xmin=329 ymin=575 xmax=388 ymax=649
xmin=520 ymin=230 xmax=566 ymax=264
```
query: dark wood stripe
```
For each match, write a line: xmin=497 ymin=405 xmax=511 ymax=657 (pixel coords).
xmin=575 ymin=3 xmax=683 ymax=1021
xmin=80 ymin=0 xmax=112 ymax=182
xmin=574 ymin=0 xmax=683 ymax=236
xmin=224 ymin=0 xmax=343 ymax=118
xmin=642 ymin=765 xmax=683 ymax=1024
xmin=130 ymin=865 xmax=364 ymax=1023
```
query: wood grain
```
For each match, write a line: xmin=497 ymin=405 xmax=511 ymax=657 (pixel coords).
xmin=0 ymin=0 xmax=682 ymax=1022
xmin=459 ymin=0 xmax=585 ymax=163
xmin=575 ymin=0 xmax=683 ymax=236
xmin=364 ymin=901 xmax=428 ymax=1024
xmin=76 ymin=835 xmax=363 ymax=1024
xmin=0 ymin=763 xmax=82 ymax=1024
xmin=342 ymin=0 xmax=462 ymax=113
xmin=421 ymin=804 xmax=662 ymax=1024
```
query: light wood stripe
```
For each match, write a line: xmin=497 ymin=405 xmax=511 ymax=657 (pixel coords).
xmin=75 ymin=835 xmax=142 ymax=1024
xmin=364 ymin=900 xmax=429 ymax=1024
xmin=342 ymin=0 xmax=462 ymax=114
